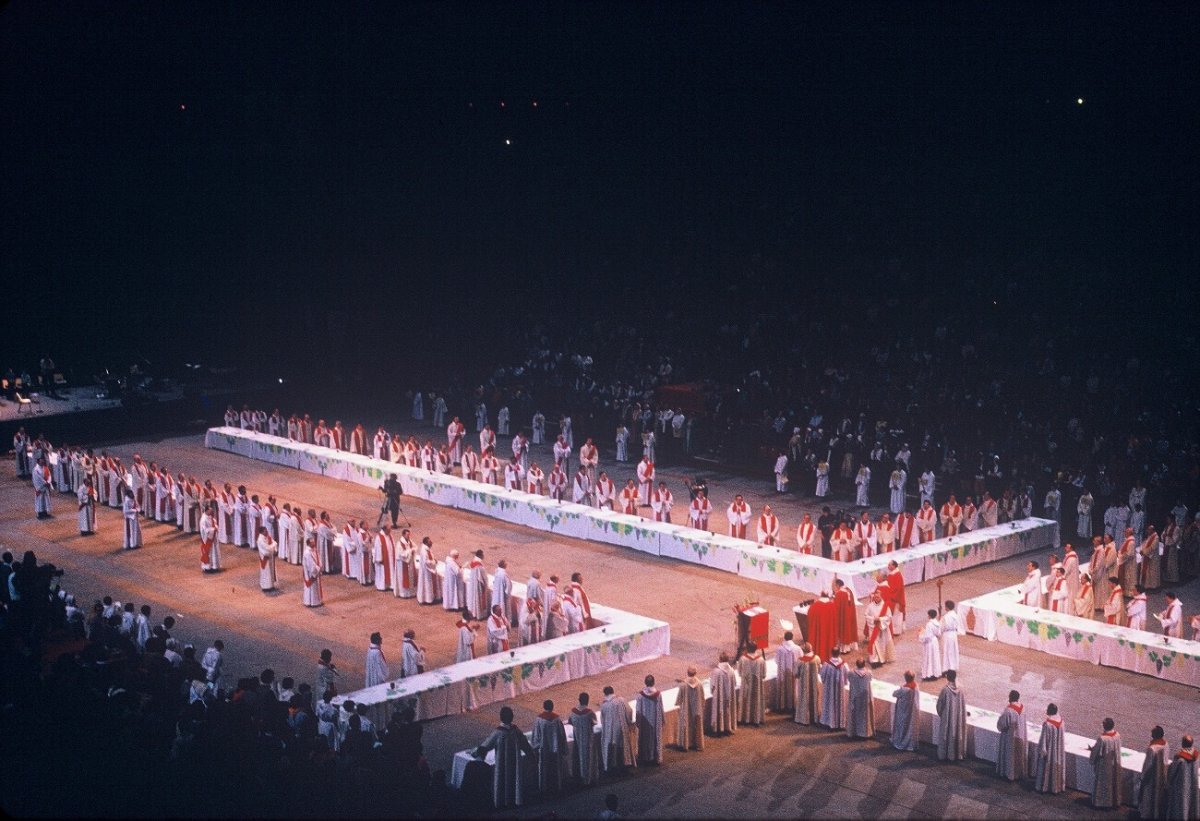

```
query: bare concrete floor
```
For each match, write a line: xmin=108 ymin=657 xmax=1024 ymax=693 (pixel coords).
xmin=4 ymin=430 xmax=1196 ymax=819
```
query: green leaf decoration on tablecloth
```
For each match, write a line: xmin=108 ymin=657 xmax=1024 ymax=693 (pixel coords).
xmin=688 ymin=540 xmax=710 ymax=560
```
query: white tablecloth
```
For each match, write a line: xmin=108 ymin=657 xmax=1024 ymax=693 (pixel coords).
xmin=205 ymin=428 xmax=1058 ymax=598
xmin=961 ymin=579 xmax=1200 ymax=689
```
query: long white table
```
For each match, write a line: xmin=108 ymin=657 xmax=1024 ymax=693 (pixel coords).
xmin=448 ymin=660 xmax=1143 ymax=805
xmin=960 ymin=579 xmax=1200 ymax=689
xmin=332 ymin=575 xmax=670 ymax=726
xmin=205 ymin=427 xmax=1059 ymax=598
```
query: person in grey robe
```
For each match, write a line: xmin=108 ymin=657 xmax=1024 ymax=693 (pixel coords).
xmin=772 ymin=632 xmax=799 ymax=713
xmin=674 ymin=667 xmax=705 ymax=751
xmin=1166 ymin=734 xmax=1198 ymax=820
xmin=530 ymin=700 xmax=569 ymax=794
xmin=819 ymin=648 xmax=849 ymax=730
xmin=995 ymin=690 xmax=1028 ymax=781
xmin=737 ymin=642 xmax=767 ymax=727
xmin=794 ymin=643 xmax=822 ymax=726
xmin=1034 ymin=703 xmax=1067 ymax=793
xmin=635 ymin=675 xmax=665 ymax=765
xmin=935 ymin=670 xmax=967 ymax=761
xmin=1138 ymin=725 xmax=1171 ymax=820
xmin=1089 ymin=717 xmax=1123 ymax=808
xmin=474 ymin=706 xmax=534 ymax=808
xmin=709 ymin=653 xmax=738 ymax=735
xmin=846 ymin=658 xmax=875 ymax=739
xmin=891 ymin=671 xmax=919 ymax=751
xmin=568 ymin=693 xmax=600 ymax=786
xmin=598 ymin=686 xmax=635 ymax=772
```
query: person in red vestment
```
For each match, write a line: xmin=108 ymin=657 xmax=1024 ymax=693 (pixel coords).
xmin=833 ymin=579 xmax=859 ymax=653
xmin=807 ymin=592 xmax=838 ymax=662
xmin=885 ymin=559 xmax=907 ymax=635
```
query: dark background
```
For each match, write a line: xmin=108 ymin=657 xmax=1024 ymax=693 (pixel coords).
xmin=2 ymin=2 xmax=1196 ymax=383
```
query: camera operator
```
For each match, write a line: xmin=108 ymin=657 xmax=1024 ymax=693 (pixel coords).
xmin=379 ymin=474 xmax=404 ymax=528
xmin=685 ymin=476 xmax=709 ymax=502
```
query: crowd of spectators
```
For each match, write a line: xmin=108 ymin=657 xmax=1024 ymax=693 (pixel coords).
xmin=408 ymin=289 xmax=1200 ymax=527
xmin=0 ymin=552 xmax=455 ymax=817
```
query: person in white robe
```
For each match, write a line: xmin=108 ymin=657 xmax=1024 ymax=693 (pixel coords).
xmin=919 ymin=610 xmax=943 ymax=681
xmin=863 ymin=591 xmax=895 ymax=666
xmin=1034 ymin=704 xmax=1067 ymax=792
xmin=854 ymin=464 xmax=870 ymax=506
xmin=756 ymin=505 xmax=780 ymax=545
xmin=256 ymin=527 xmax=278 ymax=592
xmin=552 ymin=435 xmax=572 ymax=476
xmin=455 ymin=617 xmax=477 ymax=662
xmin=635 ymin=676 xmax=665 ymax=765
xmin=487 ymin=604 xmax=511 ymax=653
xmin=615 ymin=425 xmax=629 ymax=462
xmin=473 ymin=707 xmax=534 ymax=809
xmin=916 ymin=500 xmax=938 ymax=543
xmin=416 ymin=537 xmax=440 ymax=604
xmin=561 ymin=594 xmax=585 ymax=634
xmin=341 ymin=522 xmax=361 ymax=582
xmin=122 ymin=489 xmax=142 ymax=549
xmin=529 ymin=410 xmax=543 ymax=442
xmin=854 ymin=512 xmax=878 ymax=558
xmin=919 ymin=469 xmax=936 ymax=505
xmin=1089 ymin=718 xmax=1123 ymax=808
xmin=636 ymin=456 xmax=654 ymax=506
xmin=1077 ymin=490 xmax=1094 ymax=538
xmin=689 ymin=491 xmax=712 ymax=530
xmin=1166 ymin=734 xmax=1199 ymax=820
xmin=940 ymin=600 xmax=963 ymax=674
xmin=889 ymin=467 xmax=906 ymax=515
xmin=935 ymin=670 xmax=967 ymax=761
xmin=594 ymin=472 xmax=615 ymax=509
xmin=1138 ymin=725 xmax=1171 ymax=820
xmin=772 ymin=632 xmax=800 ymax=713
xmin=737 ymin=643 xmax=767 ymax=726
xmin=546 ymin=595 xmax=567 ymax=640
xmin=796 ymin=513 xmax=817 ymax=554
xmin=442 ymin=550 xmax=464 ymax=612
xmin=650 ymin=482 xmax=674 ymax=523
xmin=547 ymin=464 xmax=567 ymax=501
xmin=708 ymin=652 xmax=738 ymax=735
xmin=995 ymin=690 xmax=1028 ymax=781
xmin=394 ymin=530 xmax=417 ymax=598
xmin=365 ymin=633 xmax=389 ymax=687
xmin=531 ymin=700 xmax=569 ymax=794
xmin=77 ymin=478 xmax=96 ymax=535
xmin=819 ymin=649 xmax=849 ymax=729
xmin=599 ymin=686 xmax=636 ymax=771
xmin=1126 ymin=584 xmax=1149 ymax=630
xmin=1159 ymin=592 xmax=1184 ymax=638
xmin=518 ymin=597 xmax=543 ymax=645
xmin=491 ymin=559 xmax=513 ymax=622
xmin=795 ymin=644 xmax=822 ymax=726
xmin=401 ymin=630 xmax=426 ymax=677
xmin=495 ymin=406 xmax=509 ymax=436
xmin=302 ymin=538 xmax=323 ymax=607
xmin=569 ymin=693 xmax=601 ymax=785
xmin=846 ymin=659 xmax=875 ymax=739
xmin=369 ymin=525 xmax=393 ymax=590
xmin=232 ymin=487 xmax=250 ymax=547
xmin=199 ymin=506 xmax=220 ymax=571
xmin=1021 ymin=561 xmax=1042 ymax=607
xmin=465 ymin=551 xmax=490 ymax=620
xmin=32 ymin=457 xmax=53 ymax=518
xmin=891 ymin=672 xmax=920 ymax=750
xmin=815 ymin=461 xmax=830 ymax=497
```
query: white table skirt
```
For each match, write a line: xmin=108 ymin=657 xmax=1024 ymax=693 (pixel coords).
xmin=960 ymin=579 xmax=1200 ymax=689
xmin=206 ymin=428 xmax=1058 ymax=598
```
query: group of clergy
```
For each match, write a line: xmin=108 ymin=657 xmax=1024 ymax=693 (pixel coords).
xmin=1018 ymin=541 xmax=1190 ymax=640
xmin=19 ymin=432 xmax=213 ymax=551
